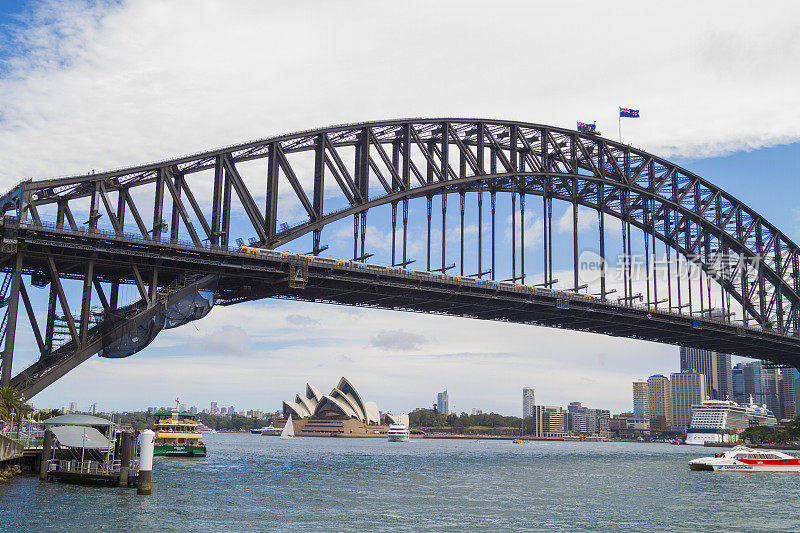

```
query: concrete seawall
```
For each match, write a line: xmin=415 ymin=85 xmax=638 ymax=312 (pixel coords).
xmin=0 ymin=434 xmax=24 ymax=464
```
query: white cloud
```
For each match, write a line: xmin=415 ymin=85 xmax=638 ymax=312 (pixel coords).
xmin=1 ymin=0 xmax=800 ymax=187
xmin=556 ymin=205 xmax=596 ymax=234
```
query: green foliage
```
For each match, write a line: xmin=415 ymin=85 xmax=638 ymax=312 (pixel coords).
xmin=409 ymin=409 xmax=530 ymax=432
xmin=105 ymin=411 xmax=275 ymax=431
xmin=115 ymin=411 xmax=155 ymax=431
xmin=0 ymin=387 xmax=33 ymax=422
xmin=741 ymin=425 xmax=781 ymax=443
xmin=741 ymin=413 xmax=800 ymax=444
xmin=37 ymin=409 xmax=63 ymax=420
xmin=197 ymin=414 xmax=273 ymax=431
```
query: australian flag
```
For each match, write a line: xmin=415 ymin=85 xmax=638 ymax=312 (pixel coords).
xmin=619 ymin=107 xmax=640 ymax=118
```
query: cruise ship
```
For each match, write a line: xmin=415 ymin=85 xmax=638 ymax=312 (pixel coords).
xmin=685 ymin=397 xmax=777 ymax=445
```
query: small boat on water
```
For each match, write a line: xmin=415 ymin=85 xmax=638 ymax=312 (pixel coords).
xmin=512 ymin=439 xmax=524 ymax=444
xmin=280 ymin=415 xmax=295 ymax=440
xmin=153 ymin=409 xmax=207 ymax=457
xmin=196 ymin=422 xmax=217 ymax=434
xmin=387 ymin=424 xmax=410 ymax=442
xmin=261 ymin=423 xmax=281 ymax=436
xmin=689 ymin=445 xmax=800 ymax=472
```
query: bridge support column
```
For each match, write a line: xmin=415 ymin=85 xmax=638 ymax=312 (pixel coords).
xmin=402 ymin=199 xmax=408 ymax=267
xmin=1 ymin=253 xmax=22 ymax=387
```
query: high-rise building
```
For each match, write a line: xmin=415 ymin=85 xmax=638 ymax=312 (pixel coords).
xmin=779 ymin=368 xmax=797 ymax=420
xmin=211 ymin=401 xmax=219 ymax=415
xmin=533 ymin=405 xmax=566 ymax=437
xmin=228 ymin=405 xmax=236 ymax=417
xmin=647 ymin=375 xmax=672 ymax=430
xmin=90 ymin=403 xmax=98 ymax=415
xmin=567 ymin=401 xmax=582 ymax=414
xmin=762 ymin=367 xmax=781 ymax=418
xmin=716 ymin=353 xmax=733 ymax=400
xmin=220 ymin=407 xmax=227 ymax=415
xmin=522 ymin=387 xmax=535 ymax=419
xmin=437 ymin=390 xmax=449 ymax=415
xmin=732 ymin=364 xmax=745 ymax=404
xmin=568 ymin=412 xmax=591 ymax=433
xmin=795 ymin=371 xmax=800 ymax=418
xmin=679 ymin=347 xmax=732 ymax=400
xmin=742 ymin=361 xmax=764 ymax=403
xmin=189 ymin=405 xmax=198 ymax=414
xmin=633 ymin=380 xmax=649 ymax=421
xmin=471 ymin=408 xmax=483 ymax=416
xmin=68 ymin=401 xmax=77 ymax=414
xmin=670 ymin=370 xmax=706 ymax=431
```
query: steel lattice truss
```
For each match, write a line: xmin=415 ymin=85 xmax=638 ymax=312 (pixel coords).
xmin=0 ymin=118 xmax=798 ymax=397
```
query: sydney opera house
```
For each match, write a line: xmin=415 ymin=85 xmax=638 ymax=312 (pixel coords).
xmin=281 ymin=377 xmax=405 ymax=436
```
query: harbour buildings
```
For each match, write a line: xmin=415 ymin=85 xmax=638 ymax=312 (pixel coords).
xmin=670 ymin=371 xmax=706 ymax=431
xmin=532 ymin=405 xmax=567 ymax=437
xmin=679 ymin=347 xmax=732 ymax=400
xmin=781 ymin=368 xmax=799 ymax=419
xmin=647 ymin=375 xmax=672 ymax=430
xmin=732 ymin=364 xmax=745 ymax=404
xmin=632 ymin=380 xmax=649 ymax=422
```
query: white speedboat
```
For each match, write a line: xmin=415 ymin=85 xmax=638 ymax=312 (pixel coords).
xmin=689 ymin=445 xmax=800 ymax=472
xmin=387 ymin=424 xmax=410 ymax=442
xmin=260 ymin=423 xmax=281 ymax=436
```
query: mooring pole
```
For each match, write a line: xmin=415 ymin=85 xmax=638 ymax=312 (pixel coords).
xmin=137 ymin=429 xmax=155 ymax=495
xmin=39 ymin=429 xmax=54 ymax=481
xmin=119 ymin=431 xmax=134 ymax=487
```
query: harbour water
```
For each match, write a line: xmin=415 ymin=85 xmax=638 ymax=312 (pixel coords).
xmin=2 ymin=434 xmax=800 ymax=531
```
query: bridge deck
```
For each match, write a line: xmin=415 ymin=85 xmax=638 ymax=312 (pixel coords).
xmin=7 ymin=219 xmax=800 ymax=369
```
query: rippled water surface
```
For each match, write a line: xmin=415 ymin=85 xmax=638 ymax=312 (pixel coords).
xmin=2 ymin=434 xmax=800 ymax=531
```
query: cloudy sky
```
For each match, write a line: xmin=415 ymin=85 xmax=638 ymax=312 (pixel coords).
xmin=1 ymin=0 xmax=799 ymax=415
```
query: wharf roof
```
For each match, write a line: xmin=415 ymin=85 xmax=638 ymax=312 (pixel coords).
xmin=42 ymin=414 xmax=113 ymax=427
xmin=50 ymin=426 xmax=112 ymax=449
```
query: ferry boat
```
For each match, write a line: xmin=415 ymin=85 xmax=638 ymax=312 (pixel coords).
xmin=685 ymin=397 xmax=777 ymax=445
xmin=387 ymin=424 xmax=410 ymax=442
xmin=153 ymin=410 xmax=207 ymax=457
xmin=689 ymin=445 xmax=800 ymax=472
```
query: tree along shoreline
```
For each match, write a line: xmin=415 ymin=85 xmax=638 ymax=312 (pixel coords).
xmin=740 ymin=413 xmax=800 ymax=444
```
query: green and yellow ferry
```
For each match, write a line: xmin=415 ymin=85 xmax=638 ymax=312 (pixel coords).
xmin=153 ymin=411 xmax=207 ymax=457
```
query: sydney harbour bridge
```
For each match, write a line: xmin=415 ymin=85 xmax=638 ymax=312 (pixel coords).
xmin=0 ymin=118 xmax=798 ymax=399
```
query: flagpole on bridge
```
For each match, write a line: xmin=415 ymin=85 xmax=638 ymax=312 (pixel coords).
xmin=618 ymin=108 xmax=622 ymax=142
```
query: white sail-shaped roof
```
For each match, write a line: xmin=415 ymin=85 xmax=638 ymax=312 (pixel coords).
xmin=336 ymin=377 xmax=368 ymax=421
xmin=283 ymin=400 xmax=311 ymax=419
xmin=306 ymin=383 xmax=323 ymax=403
xmin=283 ymin=377 xmax=380 ymax=424
xmin=296 ymin=394 xmax=317 ymax=415
xmin=363 ymin=401 xmax=380 ymax=424
xmin=315 ymin=395 xmax=359 ymax=419
xmin=330 ymin=387 xmax=365 ymax=421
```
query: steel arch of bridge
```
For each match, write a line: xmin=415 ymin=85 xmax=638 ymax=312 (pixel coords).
xmin=1 ymin=118 xmax=798 ymax=397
